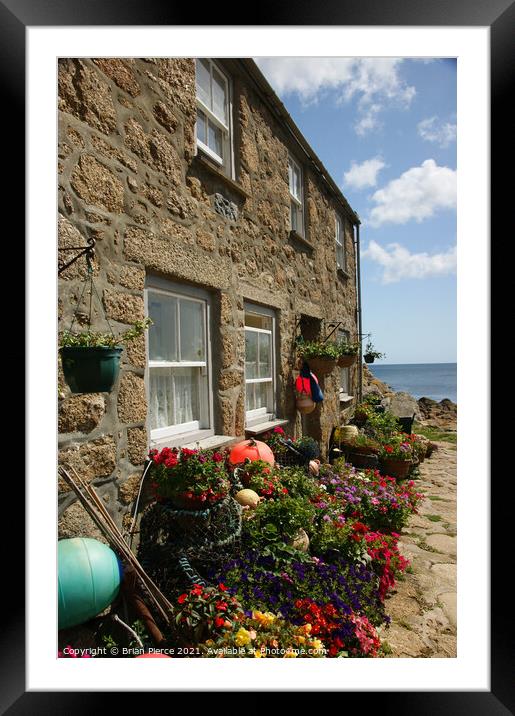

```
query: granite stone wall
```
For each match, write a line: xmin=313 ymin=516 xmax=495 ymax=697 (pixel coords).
xmin=57 ymin=58 xmax=359 ymax=533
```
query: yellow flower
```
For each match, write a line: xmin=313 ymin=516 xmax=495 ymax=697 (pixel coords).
xmin=301 ymin=623 xmax=312 ymax=634
xmin=234 ymin=628 xmax=252 ymax=647
xmin=311 ymin=639 xmax=323 ymax=652
xmin=284 ymin=649 xmax=298 ymax=658
xmin=253 ymin=611 xmax=276 ymax=626
xmin=254 ymin=649 xmax=265 ymax=658
xmin=295 ymin=636 xmax=306 ymax=644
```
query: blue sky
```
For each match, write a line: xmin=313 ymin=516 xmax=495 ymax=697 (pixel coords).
xmin=255 ymin=58 xmax=457 ymax=364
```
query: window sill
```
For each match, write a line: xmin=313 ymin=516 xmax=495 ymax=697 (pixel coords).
xmin=337 ymin=267 xmax=352 ymax=280
xmin=182 ymin=434 xmax=240 ymax=451
xmin=289 ymin=230 xmax=314 ymax=251
xmin=245 ymin=418 xmax=290 ymax=436
xmin=193 ymin=151 xmax=250 ymax=201
xmin=339 ymin=394 xmax=355 ymax=405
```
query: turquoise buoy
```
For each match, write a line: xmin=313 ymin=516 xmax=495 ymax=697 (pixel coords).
xmin=58 ymin=538 xmax=123 ymax=630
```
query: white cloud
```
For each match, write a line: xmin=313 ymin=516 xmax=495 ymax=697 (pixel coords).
xmin=368 ymin=159 xmax=456 ymax=227
xmin=418 ymin=116 xmax=457 ymax=147
xmin=363 ymin=240 xmax=457 ymax=284
xmin=343 ymin=157 xmax=386 ymax=189
xmin=254 ymin=58 xmax=415 ymax=135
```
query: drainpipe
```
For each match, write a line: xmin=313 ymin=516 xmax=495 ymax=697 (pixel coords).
xmin=355 ymin=221 xmax=363 ymax=403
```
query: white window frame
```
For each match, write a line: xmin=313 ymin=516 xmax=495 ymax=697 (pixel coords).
xmin=338 ymin=329 xmax=351 ymax=399
xmin=336 ymin=214 xmax=346 ymax=272
xmin=288 ymin=154 xmax=305 ymax=237
xmin=195 ymin=58 xmax=234 ymax=177
xmin=244 ymin=303 xmax=277 ymax=427
xmin=145 ymin=277 xmax=214 ymax=446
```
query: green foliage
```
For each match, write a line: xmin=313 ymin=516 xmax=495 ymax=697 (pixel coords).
xmin=310 ymin=519 xmax=370 ymax=565
xmin=60 ymin=317 xmax=153 ymax=348
xmin=276 ymin=466 xmax=321 ymax=500
xmin=364 ymin=409 xmax=401 ymax=441
xmin=412 ymin=422 xmax=457 ymax=445
xmin=244 ymin=496 xmax=316 ymax=545
xmin=297 ymin=339 xmax=360 ymax=360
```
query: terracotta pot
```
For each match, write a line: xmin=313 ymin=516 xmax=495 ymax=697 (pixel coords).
xmin=381 ymin=457 xmax=411 ymax=480
xmin=337 ymin=354 xmax=357 ymax=368
xmin=296 ymin=392 xmax=316 ymax=414
xmin=305 ymin=356 xmax=337 ymax=375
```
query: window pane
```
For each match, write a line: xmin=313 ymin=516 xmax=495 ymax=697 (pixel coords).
xmin=341 ymin=367 xmax=350 ymax=394
xmin=149 ymin=368 xmax=174 ymax=430
xmin=258 ymin=332 xmax=272 ymax=378
xmin=196 ymin=110 xmax=207 ymax=144
xmin=256 ymin=381 xmax=270 ymax=410
xmin=174 ymin=367 xmax=200 ymax=425
xmin=179 ymin=298 xmax=205 ymax=362
xmin=337 ymin=244 xmax=345 ymax=269
xmin=208 ymin=120 xmax=223 ymax=159
xmin=211 ymin=66 xmax=227 ymax=124
xmin=245 ymin=330 xmax=258 ymax=379
xmin=148 ymin=293 xmax=177 ymax=362
xmin=291 ymin=201 xmax=298 ymax=232
xmin=245 ymin=382 xmax=255 ymax=412
xmin=196 ymin=59 xmax=211 ymax=107
xmin=245 ymin=312 xmax=272 ymax=330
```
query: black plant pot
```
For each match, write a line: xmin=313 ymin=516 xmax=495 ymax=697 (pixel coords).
xmin=348 ymin=451 xmax=379 ymax=470
xmin=60 ymin=346 xmax=122 ymax=393
xmin=364 ymin=354 xmax=375 ymax=364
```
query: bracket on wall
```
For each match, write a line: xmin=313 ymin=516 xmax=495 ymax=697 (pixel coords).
xmin=321 ymin=320 xmax=343 ymax=343
xmin=58 ymin=237 xmax=96 ymax=275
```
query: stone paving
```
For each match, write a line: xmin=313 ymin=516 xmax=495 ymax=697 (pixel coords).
xmin=380 ymin=441 xmax=457 ymax=657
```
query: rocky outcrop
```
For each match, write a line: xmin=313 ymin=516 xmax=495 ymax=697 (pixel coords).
xmin=362 ymin=364 xmax=456 ymax=430
xmin=417 ymin=397 xmax=457 ymax=431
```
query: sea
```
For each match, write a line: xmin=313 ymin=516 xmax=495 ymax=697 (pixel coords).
xmin=368 ymin=363 xmax=457 ymax=404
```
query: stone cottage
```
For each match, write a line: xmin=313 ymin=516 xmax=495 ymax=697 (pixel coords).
xmin=57 ymin=58 xmax=362 ymax=534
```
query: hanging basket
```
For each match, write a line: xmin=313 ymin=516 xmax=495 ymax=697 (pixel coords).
xmin=363 ymin=354 xmax=375 ymax=364
xmin=337 ymin=354 xmax=357 ymax=368
xmin=306 ymin=357 xmax=337 ymax=375
xmin=60 ymin=346 xmax=122 ymax=394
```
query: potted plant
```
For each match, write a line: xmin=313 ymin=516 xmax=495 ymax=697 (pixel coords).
xmin=296 ymin=340 xmax=339 ymax=375
xmin=379 ymin=436 xmax=414 ymax=480
xmin=363 ymin=341 xmax=385 ymax=364
xmin=335 ymin=339 xmax=361 ymax=367
xmin=353 ymin=402 xmax=371 ymax=427
xmin=59 ymin=318 xmax=152 ymax=394
xmin=344 ymin=434 xmax=381 ymax=469
xmin=148 ymin=446 xmax=231 ymax=510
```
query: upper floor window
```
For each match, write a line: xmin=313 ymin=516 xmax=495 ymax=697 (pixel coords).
xmin=195 ymin=59 xmax=233 ymax=176
xmin=336 ymin=214 xmax=346 ymax=272
xmin=288 ymin=155 xmax=304 ymax=237
xmin=146 ymin=278 xmax=213 ymax=444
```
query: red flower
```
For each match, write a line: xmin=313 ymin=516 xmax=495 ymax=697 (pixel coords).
xmin=212 ymin=452 xmax=224 ymax=462
xmin=273 ymin=426 xmax=285 ymax=435
xmin=282 ymin=487 xmax=289 ymax=494
xmin=214 ymin=616 xmax=225 ymax=628
xmin=215 ymin=601 xmax=228 ymax=611
xmin=218 ymin=583 xmax=228 ymax=592
xmin=177 ymin=593 xmax=188 ymax=604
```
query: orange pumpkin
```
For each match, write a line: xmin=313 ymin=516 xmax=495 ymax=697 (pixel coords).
xmin=228 ymin=438 xmax=275 ymax=467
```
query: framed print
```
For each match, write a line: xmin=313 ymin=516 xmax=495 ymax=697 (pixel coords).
xmin=4 ymin=0 xmax=509 ymax=709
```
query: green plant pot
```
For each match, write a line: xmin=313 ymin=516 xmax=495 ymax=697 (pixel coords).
xmin=60 ymin=346 xmax=122 ymax=394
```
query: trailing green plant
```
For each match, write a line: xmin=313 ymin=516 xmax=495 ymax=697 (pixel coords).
xmin=60 ymin=318 xmax=153 ymax=348
xmin=297 ymin=341 xmax=341 ymax=360
xmin=334 ymin=339 xmax=361 ymax=356
xmin=363 ymin=341 xmax=385 ymax=360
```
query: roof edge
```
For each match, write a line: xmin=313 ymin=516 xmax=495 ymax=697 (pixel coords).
xmin=237 ymin=58 xmax=361 ymax=226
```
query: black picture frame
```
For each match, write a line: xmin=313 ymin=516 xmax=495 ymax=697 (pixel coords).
xmin=4 ymin=0 xmax=508 ymax=710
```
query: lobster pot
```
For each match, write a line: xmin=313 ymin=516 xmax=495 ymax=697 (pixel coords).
xmin=274 ymin=448 xmax=309 ymax=469
xmin=58 ymin=538 xmax=123 ymax=630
